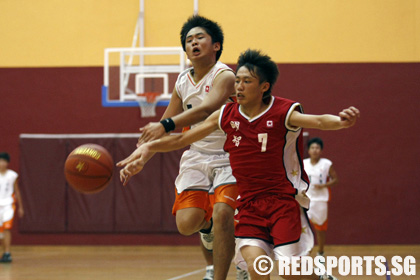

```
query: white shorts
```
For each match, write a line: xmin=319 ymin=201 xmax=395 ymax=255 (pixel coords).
xmin=0 ymin=204 xmax=14 ymax=226
xmin=175 ymin=149 xmax=236 ymax=194
xmin=234 ymin=207 xmax=314 ymax=270
xmin=307 ymin=201 xmax=328 ymax=226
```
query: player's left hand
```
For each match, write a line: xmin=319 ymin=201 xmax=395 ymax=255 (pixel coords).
xmin=338 ymin=106 xmax=360 ymax=128
xmin=138 ymin=122 xmax=166 ymax=146
xmin=314 ymin=184 xmax=325 ymax=189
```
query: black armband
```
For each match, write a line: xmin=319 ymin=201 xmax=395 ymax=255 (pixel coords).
xmin=160 ymin=118 xmax=176 ymax=133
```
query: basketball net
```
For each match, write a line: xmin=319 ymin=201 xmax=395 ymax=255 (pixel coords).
xmin=136 ymin=92 xmax=161 ymax=118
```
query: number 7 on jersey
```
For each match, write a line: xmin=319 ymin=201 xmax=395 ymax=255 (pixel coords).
xmin=258 ymin=133 xmax=268 ymax=152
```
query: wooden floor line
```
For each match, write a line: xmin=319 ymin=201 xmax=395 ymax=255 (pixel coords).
xmin=166 ymin=267 xmax=206 ymax=280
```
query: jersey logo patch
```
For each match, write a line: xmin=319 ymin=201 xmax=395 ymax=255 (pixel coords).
xmin=205 ymin=86 xmax=210 ymax=93
xmin=267 ymin=120 xmax=273 ymax=127
xmin=230 ymin=121 xmax=240 ymax=131
xmin=232 ymin=135 xmax=242 ymax=147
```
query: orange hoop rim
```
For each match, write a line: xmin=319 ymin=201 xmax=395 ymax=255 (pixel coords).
xmin=136 ymin=92 xmax=161 ymax=103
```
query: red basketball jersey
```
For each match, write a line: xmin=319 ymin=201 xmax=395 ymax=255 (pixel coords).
xmin=219 ymin=96 xmax=310 ymax=207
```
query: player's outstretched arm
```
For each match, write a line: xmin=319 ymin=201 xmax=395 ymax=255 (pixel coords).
xmin=138 ymin=71 xmax=235 ymax=145
xmin=138 ymin=87 xmax=184 ymax=145
xmin=118 ymin=110 xmax=221 ymax=185
xmin=288 ymin=106 xmax=360 ymax=130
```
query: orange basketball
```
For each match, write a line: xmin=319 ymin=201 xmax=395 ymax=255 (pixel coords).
xmin=64 ymin=144 xmax=114 ymax=194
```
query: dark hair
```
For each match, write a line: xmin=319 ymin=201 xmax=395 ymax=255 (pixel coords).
xmin=236 ymin=49 xmax=279 ymax=104
xmin=180 ymin=15 xmax=224 ymax=61
xmin=307 ymin=137 xmax=324 ymax=150
xmin=0 ymin=152 xmax=10 ymax=162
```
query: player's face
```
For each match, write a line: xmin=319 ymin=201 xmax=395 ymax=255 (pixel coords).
xmin=185 ymin=27 xmax=219 ymax=62
xmin=308 ymin=143 xmax=322 ymax=160
xmin=235 ymin=66 xmax=269 ymax=106
xmin=0 ymin=159 xmax=8 ymax=172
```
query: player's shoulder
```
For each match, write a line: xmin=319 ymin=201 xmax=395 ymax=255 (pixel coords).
xmin=221 ymin=101 xmax=238 ymax=114
xmin=214 ymin=61 xmax=232 ymax=71
xmin=303 ymin=158 xmax=310 ymax=164
xmin=6 ymin=169 xmax=18 ymax=178
xmin=176 ymin=66 xmax=193 ymax=84
xmin=320 ymin=158 xmax=333 ymax=166
xmin=273 ymin=96 xmax=299 ymax=107
xmin=211 ymin=61 xmax=234 ymax=82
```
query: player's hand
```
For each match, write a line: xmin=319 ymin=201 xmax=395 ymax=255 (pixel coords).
xmin=119 ymin=158 xmax=146 ymax=186
xmin=338 ymin=106 xmax=360 ymax=128
xmin=117 ymin=144 xmax=150 ymax=168
xmin=138 ymin=122 xmax=166 ymax=146
xmin=18 ymin=207 xmax=24 ymax=218
xmin=314 ymin=184 xmax=325 ymax=189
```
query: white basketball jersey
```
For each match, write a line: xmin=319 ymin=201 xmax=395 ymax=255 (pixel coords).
xmin=0 ymin=169 xmax=18 ymax=206
xmin=304 ymin=158 xmax=332 ymax=202
xmin=175 ymin=61 xmax=234 ymax=154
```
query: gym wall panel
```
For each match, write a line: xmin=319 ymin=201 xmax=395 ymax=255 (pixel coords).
xmin=19 ymin=136 xmax=184 ymax=234
xmin=66 ymin=138 xmax=116 ymax=232
xmin=1 ymin=0 xmax=419 ymax=66
xmin=3 ymin=63 xmax=419 ymax=245
xmin=19 ymin=138 xmax=67 ymax=232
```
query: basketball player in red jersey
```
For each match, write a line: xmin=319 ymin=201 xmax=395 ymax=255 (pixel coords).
xmin=118 ymin=49 xmax=360 ymax=280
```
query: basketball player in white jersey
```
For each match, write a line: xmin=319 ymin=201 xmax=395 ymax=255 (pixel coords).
xmin=132 ymin=15 xmax=246 ymax=280
xmin=0 ymin=152 xmax=24 ymax=263
xmin=304 ymin=138 xmax=338 ymax=257
xmin=118 ymin=49 xmax=360 ymax=279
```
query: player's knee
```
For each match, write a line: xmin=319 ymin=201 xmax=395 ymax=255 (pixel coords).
xmin=212 ymin=203 xmax=234 ymax=230
xmin=176 ymin=211 xmax=204 ymax=236
xmin=176 ymin=223 xmax=195 ymax=236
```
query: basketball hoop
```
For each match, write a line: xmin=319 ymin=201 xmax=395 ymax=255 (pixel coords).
xmin=136 ymin=92 xmax=161 ymax=118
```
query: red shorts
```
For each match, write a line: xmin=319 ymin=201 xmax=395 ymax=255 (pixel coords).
xmin=172 ymin=184 xmax=238 ymax=221
xmin=235 ymin=194 xmax=301 ymax=247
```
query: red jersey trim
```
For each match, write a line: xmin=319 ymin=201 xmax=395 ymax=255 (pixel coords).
xmin=238 ymin=96 xmax=275 ymax=122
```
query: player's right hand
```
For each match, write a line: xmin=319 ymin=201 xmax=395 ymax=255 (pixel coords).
xmin=338 ymin=106 xmax=360 ymax=128
xmin=117 ymin=144 xmax=149 ymax=167
xmin=119 ymin=158 xmax=145 ymax=186
xmin=137 ymin=122 xmax=166 ymax=146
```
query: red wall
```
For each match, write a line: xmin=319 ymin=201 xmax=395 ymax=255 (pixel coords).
xmin=1 ymin=63 xmax=419 ymax=245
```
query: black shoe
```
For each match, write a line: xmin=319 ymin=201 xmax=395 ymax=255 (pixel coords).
xmin=0 ymin=252 xmax=12 ymax=263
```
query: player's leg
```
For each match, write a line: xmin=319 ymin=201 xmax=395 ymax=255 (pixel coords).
xmin=241 ymin=245 xmax=271 ymax=280
xmin=0 ymin=227 xmax=12 ymax=262
xmin=273 ymin=206 xmax=337 ymax=280
xmin=2 ymin=229 xmax=11 ymax=251
xmin=200 ymin=238 xmax=214 ymax=280
xmin=316 ymin=229 xmax=326 ymax=255
xmin=307 ymin=201 xmax=328 ymax=256
xmin=208 ymin=161 xmax=238 ymax=280
xmin=173 ymin=150 xmax=213 ymax=236
xmin=0 ymin=205 xmax=13 ymax=263
xmin=175 ymin=207 xmax=210 ymax=235
xmin=210 ymin=165 xmax=238 ymax=279
xmin=233 ymin=198 xmax=273 ymax=279
xmin=212 ymin=201 xmax=235 ymax=280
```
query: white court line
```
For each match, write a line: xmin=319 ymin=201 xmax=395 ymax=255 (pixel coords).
xmin=166 ymin=268 xmax=206 ymax=280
